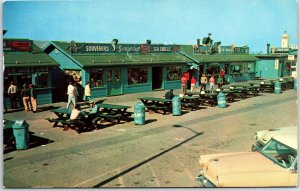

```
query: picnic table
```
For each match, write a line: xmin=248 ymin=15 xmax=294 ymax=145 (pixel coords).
xmin=180 ymin=96 xmax=202 ymax=110
xmin=198 ymin=92 xmax=218 ymax=107
xmin=47 ymin=108 xmax=72 ymax=128
xmin=79 ymin=98 xmax=107 ymax=109
xmin=138 ymin=97 xmax=172 ymax=114
xmin=259 ymin=81 xmax=275 ymax=93
xmin=222 ymin=85 xmax=248 ymax=98
xmin=46 ymin=108 xmax=95 ymax=129
xmin=97 ymin=103 xmax=132 ymax=123
xmin=229 ymin=83 xmax=260 ymax=96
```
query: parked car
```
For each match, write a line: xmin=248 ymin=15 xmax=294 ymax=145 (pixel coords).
xmin=252 ymin=126 xmax=297 ymax=151
xmin=196 ymin=133 xmax=298 ymax=187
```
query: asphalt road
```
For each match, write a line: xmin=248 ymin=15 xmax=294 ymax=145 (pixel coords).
xmin=2 ymin=89 xmax=298 ymax=188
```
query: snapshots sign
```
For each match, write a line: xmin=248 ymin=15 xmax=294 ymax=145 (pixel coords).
xmin=3 ymin=40 xmax=33 ymax=52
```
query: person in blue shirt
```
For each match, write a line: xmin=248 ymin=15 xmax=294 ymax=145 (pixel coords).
xmin=87 ymin=100 xmax=100 ymax=129
xmin=89 ymin=101 xmax=99 ymax=115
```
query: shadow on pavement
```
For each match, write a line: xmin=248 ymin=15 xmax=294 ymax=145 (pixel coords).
xmin=145 ymin=119 xmax=157 ymax=124
xmin=4 ymin=131 xmax=54 ymax=154
xmin=93 ymin=128 xmax=204 ymax=188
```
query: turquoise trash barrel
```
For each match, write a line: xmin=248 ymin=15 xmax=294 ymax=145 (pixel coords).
xmin=172 ymin=96 xmax=181 ymax=116
xmin=274 ymin=81 xmax=282 ymax=94
xmin=12 ymin=120 xmax=29 ymax=150
xmin=294 ymin=79 xmax=297 ymax=90
xmin=134 ymin=102 xmax=145 ymax=125
xmin=217 ymin=92 xmax=226 ymax=108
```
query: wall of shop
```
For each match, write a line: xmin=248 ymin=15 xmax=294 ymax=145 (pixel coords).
xmin=256 ymin=59 xmax=281 ymax=79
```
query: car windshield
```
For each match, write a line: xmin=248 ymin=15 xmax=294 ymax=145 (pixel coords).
xmin=259 ymin=138 xmax=297 ymax=168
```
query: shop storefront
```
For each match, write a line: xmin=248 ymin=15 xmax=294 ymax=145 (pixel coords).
xmin=3 ymin=39 xmax=59 ymax=107
xmin=43 ymin=41 xmax=191 ymax=102
xmin=180 ymin=45 xmax=259 ymax=83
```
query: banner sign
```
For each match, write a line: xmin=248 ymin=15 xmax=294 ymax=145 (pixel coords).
xmin=193 ymin=46 xmax=210 ymax=54
xmin=193 ymin=45 xmax=249 ymax=54
xmin=70 ymin=43 xmax=180 ymax=54
xmin=233 ymin=47 xmax=249 ymax=54
xmin=3 ymin=39 xmax=33 ymax=52
xmin=272 ymin=48 xmax=290 ymax=53
xmin=220 ymin=46 xmax=233 ymax=54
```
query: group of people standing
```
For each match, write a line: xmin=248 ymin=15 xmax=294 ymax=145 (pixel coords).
xmin=66 ymin=81 xmax=92 ymax=109
xmin=180 ymin=69 xmax=226 ymax=95
xmin=6 ymin=81 xmax=37 ymax=112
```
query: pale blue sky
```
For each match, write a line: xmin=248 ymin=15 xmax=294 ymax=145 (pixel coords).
xmin=3 ymin=0 xmax=298 ymax=53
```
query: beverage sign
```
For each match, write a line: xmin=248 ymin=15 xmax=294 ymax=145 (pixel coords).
xmin=3 ymin=40 xmax=33 ymax=52
xmin=70 ymin=43 xmax=179 ymax=54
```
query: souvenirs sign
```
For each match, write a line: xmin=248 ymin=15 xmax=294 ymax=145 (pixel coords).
xmin=3 ymin=39 xmax=33 ymax=52
xmin=69 ymin=43 xmax=179 ymax=54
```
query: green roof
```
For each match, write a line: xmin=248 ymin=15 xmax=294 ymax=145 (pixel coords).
xmin=179 ymin=45 xmax=259 ymax=63
xmin=4 ymin=40 xmax=59 ymax=68
xmin=47 ymin=41 xmax=193 ymax=68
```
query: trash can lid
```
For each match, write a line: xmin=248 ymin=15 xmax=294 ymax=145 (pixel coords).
xmin=12 ymin=120 xmax=28 ymax=128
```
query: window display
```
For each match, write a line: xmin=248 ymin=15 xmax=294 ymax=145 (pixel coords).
xmin=128 ymin=67 xmax=148 ymax=85
xmin=167 ymin=66 xmax=182 ymax=81
xmin=90 ymin=69 xmax=104 ymax=87
xmin=35 ymin=73 xmax=48 ymax=88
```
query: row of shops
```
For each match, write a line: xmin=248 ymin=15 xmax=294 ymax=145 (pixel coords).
xmin=3 ymin=38 xmax=297 ymax=106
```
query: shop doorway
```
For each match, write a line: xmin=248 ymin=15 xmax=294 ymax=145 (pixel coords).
xmin=152 ymin=66 xmax=163 ymax=90
xmin=107 ymin=69 xmax=122 ymax=96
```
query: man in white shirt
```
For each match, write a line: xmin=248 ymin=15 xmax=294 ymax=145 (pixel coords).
xmin=7 ymin=81 xmax=18 ymax=109
xmin=70 ymin=104 xmax=85 ymax=133
xmin=66 ymin=81 xmax=76 ymax=109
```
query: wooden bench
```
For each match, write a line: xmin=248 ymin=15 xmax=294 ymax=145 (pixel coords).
xmin=146 ymin=105 xmax=170 ymax=114
xmin=98 ymin=113 xmax=122 ymax=124
xmin=46 ymin=117 xmax=72 ymax=127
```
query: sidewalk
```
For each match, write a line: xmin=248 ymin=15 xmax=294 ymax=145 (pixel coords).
xmin=3 ymin=88 xmax=182 ymax=121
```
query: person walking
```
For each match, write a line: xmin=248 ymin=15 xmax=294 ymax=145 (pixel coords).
xmin=200 ymin=74 xmax=207 ymax=92
xmin=29 ymin=84 xmax=37 ymax=113
xmin=7 ymin=81 xmax=18 ymax=109
xmin=84 ymin=82 xmax=91 ymax=102
xmin=66 ymin=81 xmax=76 ymax=109
xmin=70 ymin=104 xmax=86 ymax=133
xmin=181 ymin=75 xmax=187 ymax=95
xmin=191 ymin=76 xmax=197 ymax=93
xmin=217 ymin=75 xmax=223 ymax=88
xmin=209 ymin=75 xmax=215 ymax=91
xmin=21 ymin=84 xmax=31 ymax=111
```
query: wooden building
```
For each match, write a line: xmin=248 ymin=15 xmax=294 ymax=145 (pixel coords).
xmin=3 ymin=39 xmax=59 ymax=107
xmin=43 ymin=41 xmax=192 ymax=102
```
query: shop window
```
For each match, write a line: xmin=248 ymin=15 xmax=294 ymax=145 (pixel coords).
xmin=231 ymin=62 xmax=249 ymax=73
xmin=206 ymin=64 xmax=220 ymax=75
xmin=128 ymin=67 xmax=148 ymax=85
xmin=65 ymin=70 xmax=82 ymax=84
xmin=167 ymin=66 xmax=182 ymax=81
xmin=90 ymin=69 xmax=104 ymax=87
xmin=35 ymin=73 xmax=49 ymax=88
xmin=247 ymin=62 xmax=255 ymax=73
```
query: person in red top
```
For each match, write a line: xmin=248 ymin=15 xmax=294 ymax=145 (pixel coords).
xmin=181 ymin=76 xmax=187 ymax=95
xmin=220 ymin=69 xmax=225 ymax=84
xmin=191 ymin=76 xmax=197 ymax=93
